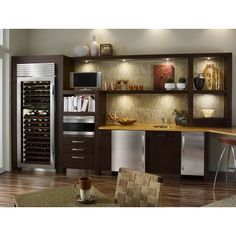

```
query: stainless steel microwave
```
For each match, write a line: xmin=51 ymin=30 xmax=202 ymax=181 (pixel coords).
xmin=70 ymin=72 xmax=102 ymax=89
xmin=63 ymin=116 xmax=95 ymax=136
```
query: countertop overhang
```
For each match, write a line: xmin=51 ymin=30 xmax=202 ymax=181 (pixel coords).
xmin=99 ymin=123 xmax=236 ymax=136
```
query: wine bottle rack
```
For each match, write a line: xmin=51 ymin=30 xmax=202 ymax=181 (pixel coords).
xmin=23 ymin=109 xmax=51 ymax=164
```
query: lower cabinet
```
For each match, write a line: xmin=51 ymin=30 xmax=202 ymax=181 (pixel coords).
xmin=95 ymin=131 xmax=111 ymax=171
xmin=63 ymin=136 xmax=95 ymax=169
xmin=145 ymin=131 xmax=181 ymax=174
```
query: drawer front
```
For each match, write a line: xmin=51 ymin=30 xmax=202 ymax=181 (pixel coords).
xmin=63 ymin=136 xmax=95 ymax=146
xmin=63 ymin=136 xmax=95 ymax=151
xmin=63 ymin=145 xmax=95 ymax=154
xmin=63 ymin=152 xmax=95 ymax=169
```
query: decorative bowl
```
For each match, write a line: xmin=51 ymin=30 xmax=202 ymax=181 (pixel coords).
xmin=164 ymin=83 xmax=175 ymax=90
xmin=201 ymin=108 xmax=215 ymax=118
xmin=118 ymin=118 xmax=137 ymax=125
xmin=176 ymin=83 xmax=186 ymax=90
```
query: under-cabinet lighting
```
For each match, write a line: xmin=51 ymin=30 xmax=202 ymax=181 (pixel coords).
xmin=122 ymin=59 xmax=126 ymax=62
xmin=207 ymin=57 xmax=211 ymax=60
xmin=85 ymin=60 xmax=89 ymax=63
xmin=166 ymin=58 xmax=170 ymax=61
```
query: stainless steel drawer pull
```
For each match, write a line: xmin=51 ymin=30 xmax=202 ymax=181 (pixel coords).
xmin=72 ymin=148 xmax=84 ymax=151
xmin=72 ymin=140 xmax=85 ymax=144
xmin=72 ymin=156 xmax=85 ymax=159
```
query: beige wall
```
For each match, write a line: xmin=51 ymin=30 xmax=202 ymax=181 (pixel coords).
xmin=11 ymin=29 xmax=236 ymax=125
xmin=10 ymin=29 xmax=29 ymax=56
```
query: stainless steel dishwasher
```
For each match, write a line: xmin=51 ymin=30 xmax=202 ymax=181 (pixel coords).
xmin=181 ymin=132 xmax=205 ymax=176
xmin=111 ymin=130 xmax=145 ymax=172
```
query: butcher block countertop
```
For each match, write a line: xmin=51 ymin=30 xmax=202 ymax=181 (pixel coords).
xmin=99 ymin=123 xmax=236 ymax=136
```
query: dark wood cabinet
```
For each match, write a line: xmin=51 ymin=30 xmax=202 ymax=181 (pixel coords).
xmin=61 ymin=90 xmax=106 ymax=171
xmin=95 ymin=131 xmax=111 ymax=172
xmin=145 ymin=131 xmax=181 ymax=174
xmin=63 ymin=136 xmax=95 ymax=169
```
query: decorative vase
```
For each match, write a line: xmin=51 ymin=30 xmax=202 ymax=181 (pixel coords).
xmin=73 ymin=45 xmax=89 ymax=57
xmin=90 ymin=35 xmax=99 ymax=56
xmin=194 ymin=73 xmax=205 ymax=90
xmin=175 ymin=117 xmax=182 ymax=126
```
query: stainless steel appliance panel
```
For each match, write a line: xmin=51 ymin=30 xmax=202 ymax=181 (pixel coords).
xmin=181 ymin=132 xmax=204 ymax=176
xmin=63 ymin=116 xmax=95 ymax=136
xmin=112 ymin=131 xmax=145 ymax=172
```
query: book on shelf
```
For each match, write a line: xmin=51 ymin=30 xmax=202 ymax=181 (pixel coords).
xmin=63 ymin=95 xmax=95 ymax=112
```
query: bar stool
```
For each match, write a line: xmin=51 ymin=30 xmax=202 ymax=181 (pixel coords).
xmin=213 ymin=137 xmax=236 ymax=190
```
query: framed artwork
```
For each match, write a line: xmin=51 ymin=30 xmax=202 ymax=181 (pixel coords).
xmin=153 ymin=64 xmax=175 ymax=90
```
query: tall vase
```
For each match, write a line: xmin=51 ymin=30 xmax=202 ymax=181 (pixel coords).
xmin=90 ymin=35 xmax=99 ymax=56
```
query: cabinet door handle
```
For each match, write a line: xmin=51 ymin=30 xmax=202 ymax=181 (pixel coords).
xmin=72 ymin=148 xmax=84 ymax=151
xmin=182 ymin=136 xmax=185 ymax=154
xmin=72 ymin=156 xmax=85 ymax=159
xmin=72 ymin=140 xmax=85 ymax=144
xmin=141 ymin=134 xmax=145 ymax=171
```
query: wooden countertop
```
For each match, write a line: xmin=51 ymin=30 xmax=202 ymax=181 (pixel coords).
xmin=99 ymin=123 xmax=236 ymax=136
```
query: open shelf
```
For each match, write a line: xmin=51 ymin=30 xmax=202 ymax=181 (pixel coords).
xmin=193 ymin=90 xmax=227 ymax=94
xmin=104 ymin=90 xmax=188 ymax=94
xmin=63 ymin=112 xmax=95 ymax=116
xmin=63 ymin=90 xmax=97 ymax=95
xmin=72 ymin=53 xmax=231 ymax=62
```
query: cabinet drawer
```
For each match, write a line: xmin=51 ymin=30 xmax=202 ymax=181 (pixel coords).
xmin=63 ymin=152 xmax=95 ymax=169
xmin=63 ymin=136 xmax=95 ymax=146
xmin=63 ymin=146 xmax=94 ymax=154
xmin=63 ymin=136 xmax=95 ymax=150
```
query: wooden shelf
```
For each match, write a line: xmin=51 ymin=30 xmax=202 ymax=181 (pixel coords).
xmin=63 ymin=90 xmax=97 ymax=95
xmin=193 ymin=117 xmax=224 ymax=120
xmin=63 ymin=112 xmax=95 ymax=116
xmin=193 ymin=90 xmax=227 ymax=94
xmin=71 ymin=53 xmax=232 ymax=62
xmin=104 ymin=90 xmax=188 ymax=94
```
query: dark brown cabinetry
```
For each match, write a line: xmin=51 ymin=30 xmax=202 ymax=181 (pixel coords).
xmin=63 ymin=136 xmax=95 ymax=169
xmin=145 ymin=131 xmax=181 ymax=174
xmin=11 ymin=53 xmax=232 ymax=174
xmin=61 ymin=90 xmax=106 ymax=172
xmin=95 ymin=131 xmax=111 ymax=172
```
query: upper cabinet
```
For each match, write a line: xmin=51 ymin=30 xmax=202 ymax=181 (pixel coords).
xmin=65 ymin=53 xmax=232 ymax=127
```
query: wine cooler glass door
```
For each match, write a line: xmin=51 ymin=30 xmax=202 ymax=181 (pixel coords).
xmin=16 ymin=63 xmax=55 ymax=169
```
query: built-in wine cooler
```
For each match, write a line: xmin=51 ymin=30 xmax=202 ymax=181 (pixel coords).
xmin=16 ymin=63 xmax=55 ymax=169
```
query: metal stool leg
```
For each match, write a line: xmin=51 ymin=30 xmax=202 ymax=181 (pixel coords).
xmin=226 ymin=145 xmax=231 ymax=183
xmin=213 ymin=145 xmax=228 ymax=190
xmin=231 ymin=145 xmax=236 ymax=179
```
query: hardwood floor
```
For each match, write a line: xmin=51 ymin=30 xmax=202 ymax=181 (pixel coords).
xmin=0 ymin=171 xmax=236 ymax=207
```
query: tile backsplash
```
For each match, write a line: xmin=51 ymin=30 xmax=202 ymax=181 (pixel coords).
xmin=106 ymin=94 xmax=188 ymax=123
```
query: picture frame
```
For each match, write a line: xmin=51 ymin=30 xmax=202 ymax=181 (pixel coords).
xmin=100 ymin=44 xmax=113 ymax=56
